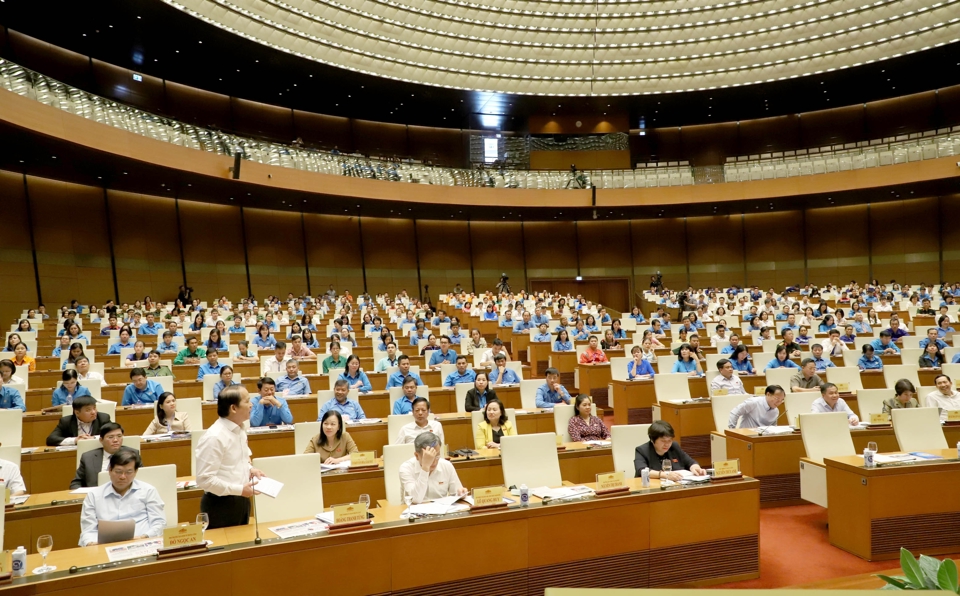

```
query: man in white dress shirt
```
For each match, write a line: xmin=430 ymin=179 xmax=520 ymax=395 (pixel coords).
xmin=398 ymin=432 xmax=467 ymax=504
xmin=78 ymin=448 xmax=165 ymax=546
xmin=925 ymin=374 xmax=960 ymax=420
xmin=811 ymin=383 xmax=860 ymax=425
xmin=394 ymin=397 xmax=445 ymax=445
xmin=195 ymin=386 xmax=265 ymax=529
xmin=0 ymin=457 xmax=26 ymax=496
xmin=727 ymin=385 xmax=785 ymax=429
xmin=710 ymin=359 xmax=746 ymax=395
xmin=819 ymin=329 xmax=847 ymax=357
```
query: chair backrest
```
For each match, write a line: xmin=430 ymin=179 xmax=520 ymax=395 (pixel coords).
xmin=439 ymin=363 xmax=457 ymax=381
xmin=519 ymin=380 xmax=541 ymax=410
xmin=387 ymin=386 xmax=430 ymax=411
xmin=900 ymin=336 xmax=922 ymax=349
xmin=653 ymin=373 xmax=692 ymax=402
xmin=899 ymin=348 xmax=923 ymax=365
xmin=765 ymin=367 xmax=797 ymax=390
xmin=388 ymin=414 xmax=414 ymax=444
xmin=252 ymin=454 xmax=324 ymax=523
xmin=609 ymin=357 xmax=629 ymax=382
xmin=505 ymin=361 xmax=523 ymax=380
xmin=883 ymin=365 xmax=921 ymax=391
xmin=785 ymin=393 xmax=819 ymax=427
xmin=123 ymin=435 xmax=141 ymax=451
xmin=177 ymin=398 xmax=204 ymax=430
xmin=553 ymin=404 xmax=576 ymax=442
xmin=0 ymin=445 xmax=20 ymax=469
xmin=383 ymin=443 xmax=415 ymax=506
xmin=190 ymin=429 xmax=207 ymax=477
xmin=0 ymin=410 xmax=23 ymax=448
xmin=500 ymin=433 xmax=562 ymax=488
xmin=294 ymin=421 xmax=321 ymax=454
xmin=454 ymin=383 xmax=472 ymax=414
xmin=77 ymin=438 xmax=101 ymax=466
xmin=78 ymin=380 xmax=102 ymax=401
xmin=892 ymin=407 xmax=948 ymax=451
xmin=97 ymin=464 xmax=179 ymax=528
xmin=799 ymin=412 xmax=856 ymax=464
xmin=855 ymin=389 xmax=891 ymax=420
xmin=826 ymin=366 xmax=863 ymax=391
xmin=611 ymin=424 xmax=650 ymax=479
xmin=154 ymin=375 xmax=174 ymax=394
xmin=202 ymin=375 xmax=221 ymax=401
xmin=713 ymin=393 xmax=749 ymax=430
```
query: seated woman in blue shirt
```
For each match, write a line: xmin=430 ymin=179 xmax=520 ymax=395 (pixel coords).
xmin=730 ymin=345 xmax=755 ymax=374
xmin=554 ymin=316 xmax=570 ymax=334
xmin=62 ymin=342 xmax=88 ymax=370
xmin=189 ymin=313 xmax=206 ymax=332
xmin=301 ymin=328 xmax=320 ymax=349
xmin=627 ymin=345 xmax=655 ymax=379
xmin=629 ymin=307 xmax=646 ymax=324
xmin=572 ymin=321 xmax=590 ymax=341
xmin=252 ymin=325 xmax=277 ymax=349
xmin=554 ymin=329 xmax=573 ymax=352
xmin=611 ymin=319 xmax=627 ymax=340
xmin=796 ymin=325 xmax=812 ymax=345
xmin=937 ymin=315 xmax=956 ymax=338
xmin=671 ymin=344 xmax=703 ymax=376
xmin=52 ymin=369 xmax=93 ymax=406
xmin=688 ymin=313 xmax=705 ymax=330
xmin=3 ymin=334 xmax=24 ymax=353
xmin=818 ymin=314 xmax=837 ymax=333
xmin=858 ymin=344 xmax=883 ymax=370
xmin=63 ymin=322 xmax=88 ymax=343
xmin=482 ymin=304 xmax=498 ymax=321
xmin=299 ymin=314 xmax=317 ymax=332
xmin=584 ymin=315 xmax=600 ymax=333
xmin=764 ymin=345 xmax=800 ymax=371
xmin=286 ymin=322 xmax=304 ymax=340
xmin=205 ymin=329 xmax=228 ymax=352
xmin=338 ymin=355 xmax=372 ymax=393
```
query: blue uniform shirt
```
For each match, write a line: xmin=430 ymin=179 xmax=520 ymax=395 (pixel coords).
xmin=338 ymin=371 xmax=372 ymax=393
xmin=250 ymin=394 xmax=294 ymax=426
xmin=386 ymin=371 xmax=423 ymax=388
xmin=428 ymin=350 xmax=458 ymax=367
xmin=121 ymin=379 xmax=164 ymax=405
xmin=276 ymin=374 xmax=312 ymax=396
xmin=52 ymin=384 xmax=92 ymax=406
xmin=444 ymin=369 xmax=477 ymax=387
xmin=319 ymin=397 xmax=366 ymax=420
xmin=138 ymin=323 xmax=162 ymax=335
xmin=196 ymin=362 xmax=223 ymax=381
xmin=535 ymin=383 xmax=571 ymax=409
xmin=0 ymin=386 xmax=26 ymax=411
xmin=489 ymin=368 xmax=520 ymax=385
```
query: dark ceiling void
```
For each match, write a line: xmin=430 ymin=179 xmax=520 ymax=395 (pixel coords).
xmin=1 ymin=0 xmax=960 ymax=133
xmin=2 ymin=118 xmax=958 ymax=222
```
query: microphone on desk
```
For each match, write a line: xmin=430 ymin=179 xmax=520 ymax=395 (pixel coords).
xmin=252 ymin=477 xmax=262 ymax=545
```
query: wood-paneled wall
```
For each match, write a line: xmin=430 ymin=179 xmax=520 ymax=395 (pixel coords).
xmin=2 ymin=172 xmax=959 ymax=324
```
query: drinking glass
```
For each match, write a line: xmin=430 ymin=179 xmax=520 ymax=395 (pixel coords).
xmin=661 ymin=459 xmax=673 ymax=478
xmin=197 ymin=513 xmax=210 ymax=543
xmin=867 ymin=441 xmax=878 ymax=454
xmin=403 ymin=488 xmax=413 ymax=508
xmin=359 ymin=494 xmax=371 ymax=509
xmin=34 ymin=535 xmax=55 ymax=574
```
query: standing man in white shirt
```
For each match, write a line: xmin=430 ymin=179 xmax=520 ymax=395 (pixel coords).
xmin=727 ymin=385 xmax=785 ymax=429
xmin=398 ymin=432 xmax=468 ymax=504
xmin=709 ymin=359 xmax=746 ymax=395
xmin=195 ymin=386 xmax=265 ymax=528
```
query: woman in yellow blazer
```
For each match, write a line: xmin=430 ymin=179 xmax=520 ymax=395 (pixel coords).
xmin=474 ymin=398 xmax=516 ymax=449
xmin=305 ymin=410 xmax=358 ymax=463
xmin=143 ymin=392 xmax=193 ymax=435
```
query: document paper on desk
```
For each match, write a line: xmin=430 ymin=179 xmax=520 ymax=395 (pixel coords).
xmin=405 ymin=495 xmax=470 ymax=515
xmin=247 ymin=425 xmax=294 ymax=434
xmin=757 ymin=426 xmax=795 ymax=435
xmin=70 ymin=487 xmax=97 ymax=494
xmin=320 ymin=461 xmax=352 ymax=471
xmin=105 ymin=538 xmax=164 ymax=562
xmin=269 ymin=519 xmax=327 ymax=539
xmin=583 ymin=440 xmax=611 ymax=447
xmin=531 ymin=486 xmax=595 ymax=500
xmin=253 ymin=476 xmax=284 ymax=498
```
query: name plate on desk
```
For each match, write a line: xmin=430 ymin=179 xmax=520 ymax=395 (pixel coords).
xmin=163 ymin=523 xmax=203 ymax=549
xmin=754 ymin=387 xmax=766 ymax=396
xmin=596 ymin=471 xmax=626 ymax=491
xmin=713 ymin=459 xmax=741 ymax=478
xmin=869 ymin=413 xmax=891 ymax=425
xmin=836 ymin=382 xmax=850 ymax=392
xmin=350 ymin=451 xmax=377 ymax=467
xmin=947 ymin=410 xmax=960 ymax=422
xmin=332 ymin=502 xmax=368 ymax=525
xmin=472 ymin=486 xmax=504 ymax=508
xmin=713 ymin=388 xmax=728 ymax=396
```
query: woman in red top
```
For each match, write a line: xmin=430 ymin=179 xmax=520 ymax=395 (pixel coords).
xmin=568 ymin=395 xmax=610 ymax=442
xmin=578 ymin=335 xmax=608 ymax=365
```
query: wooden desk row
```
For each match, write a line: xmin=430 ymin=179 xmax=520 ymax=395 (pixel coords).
xmin=4 ymin=476 xmax=760 ymax=595
xmin=4 ymin=441 xmax=612 ymax=554
xmin=19 ymin=409 xmax=557 ymax=493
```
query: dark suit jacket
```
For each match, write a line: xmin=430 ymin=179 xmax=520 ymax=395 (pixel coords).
xmin=71 ymin=448 xmax=105 ymax=489
xmin=464 ymin=388 xmax=499 ymax=413
xmin=46 ymin=413 xmax=112 ymax=446
xmin=634 ymin=441 xmax=697 ymax=477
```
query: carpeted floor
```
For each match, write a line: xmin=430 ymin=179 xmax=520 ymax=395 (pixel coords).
xmin=712 ymin=504 xmax=960 ymax=588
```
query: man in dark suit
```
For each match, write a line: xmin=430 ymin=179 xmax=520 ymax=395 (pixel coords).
xmin=46 ymin=396 xmax=112 ymax=447
xmin=70 ymin=422 xmax=127 ymax=489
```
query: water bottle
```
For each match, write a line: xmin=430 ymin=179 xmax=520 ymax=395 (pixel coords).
xmin=519 ymin=484 xmax=529 ymax=508
xmin=641 ymin=467 xmax=650 ymax=488
xmin=863 ymin=447 xmax=875 ymax=468
xmin=12 ymin=546 xmax=26 ymax=577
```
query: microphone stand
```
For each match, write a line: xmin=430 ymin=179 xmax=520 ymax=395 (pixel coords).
xmin=252 ymin=477 xmax=262 ymax=544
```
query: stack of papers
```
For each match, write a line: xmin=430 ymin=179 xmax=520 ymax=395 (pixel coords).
xmin=105 ymin=538 xmax=164 ymax=562
xmin=531 ymin=486 xmax=594 ymax=501
xmin=252 ymin=477 xmax=284 ymax=498
xmin=583 ymin=440 xmax=612 ymax=447
xmin=513 ymin=410 xmax=529 ymax=415
xmin=10 ymin=494 xmax=29 ymax=505
xmin=756 ymin=426 xmax=795 ymax=435
xmin=176 ymin=480 xmax=198 ymax=490
xmin=875 ymin=454 xmax=917 ymax=463
xmin=320 ymin=461 xmax=352 ymax=471
xmin=677 ymin=470 xmax=711 ymax=484
xmin=247 ymin=424 xmax=295 ymax=434
xmin=55 ymin=445 xmax=78 ymax=452
xmin=403 ymin=495 xmax=470 ymax=516
xmin=269 ymin=519 xmax=327 ymax=539
xmin=20 ymin=447 xmax=37 ymax=455
xmin=70 ymin=487 xmax=97 ymax=494
xmin=347 ymin=418 xmax=383 ymax=425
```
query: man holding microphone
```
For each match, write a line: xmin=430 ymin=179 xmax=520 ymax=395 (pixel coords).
xmin=195 ymin=385 xmax=264 ymax=528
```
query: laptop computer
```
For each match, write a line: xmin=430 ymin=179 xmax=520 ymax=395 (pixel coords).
xmin=98 ymin=519 xmax=136 ymax=544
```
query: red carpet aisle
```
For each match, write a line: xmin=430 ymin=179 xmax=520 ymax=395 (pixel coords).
xmin=712 ymin=504 xmax=960 ymax=588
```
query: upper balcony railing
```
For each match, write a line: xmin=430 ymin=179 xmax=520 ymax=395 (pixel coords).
xmin=1 ymin=57 xmax=958 ymax=191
